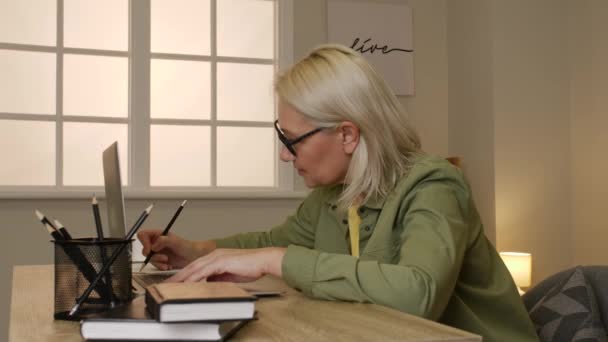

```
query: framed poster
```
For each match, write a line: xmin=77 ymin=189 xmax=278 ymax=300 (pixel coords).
xmin=327 ymin=0 xmax=415 ymax=95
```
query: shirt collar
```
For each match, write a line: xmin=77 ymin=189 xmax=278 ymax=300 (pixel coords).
xmin=324 ymin=186 xmax=386 ymax=210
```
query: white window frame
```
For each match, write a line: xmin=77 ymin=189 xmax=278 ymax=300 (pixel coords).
xmin=0 ymin=0 xmax=305 ymax=200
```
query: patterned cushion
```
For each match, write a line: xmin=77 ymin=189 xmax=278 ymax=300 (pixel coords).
xmin=529 ymin=266 xmax=607 ymax=342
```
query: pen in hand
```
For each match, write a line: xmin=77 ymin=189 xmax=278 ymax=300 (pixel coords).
xmin=69 ymin=203 xmax=155 ymax=317
xmin=139 ymin=200 xmax=187 ymax=272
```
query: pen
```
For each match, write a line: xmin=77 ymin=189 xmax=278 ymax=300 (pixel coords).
xmin=92 ymin=194 xmax=114 ymax=304
xmin=69 ymin=203 xmax=154 ymax=317
xmin=139 ymin=200 xmax=187 ymax=272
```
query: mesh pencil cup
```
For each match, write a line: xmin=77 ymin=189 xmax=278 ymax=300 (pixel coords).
xmin=53 ymin=238 xmax=134 ymax=320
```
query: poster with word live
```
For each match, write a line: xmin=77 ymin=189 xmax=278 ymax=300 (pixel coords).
xmin=328 ymin=0 xmax=414 ymax=95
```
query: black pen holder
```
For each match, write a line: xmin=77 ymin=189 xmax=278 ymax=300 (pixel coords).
xmin=53 ymin=238 xmax=134 ymax=320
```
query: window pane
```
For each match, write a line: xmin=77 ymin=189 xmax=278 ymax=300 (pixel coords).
xmin=217 ymin=126 xmax=274 ymax=186
xmin=63 ymin=54 xmax=128 ymax=117
xmin=0 ymin=50 xmax=55 ymax=114
xmin=217 ymin=63 xmax=274 ymax=122
xmin=0 ymin=120 xmax=55 ymax=185
xmin=64 ymin=0 xmax=128 ymax=51
xmin=151 ymin=59 xmax=211 ymax=120
xmin=217 ymin=0 xmax=274 ymax=59
xmin=0 ymin=0 xmax=56 ymax=46
xmin=151 ymin=125 xmax=211 ymax=186
xmin=63 ymin=122 xmax=128 ymax=186
xmin=151 ymin=0 xmax=211 ymax=55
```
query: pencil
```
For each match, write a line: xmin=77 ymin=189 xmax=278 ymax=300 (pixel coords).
xmin=35 ymin=209 xmax=57 ymax=230
xmin=139 ymin=200 xmax=187 ymax=272
xmin=69 ymin=203 xmax=154 ymax=317
xmin=44 ymin=222 xmax=64 ymax=241
xmin=92 ymin=194 xmax=114 ymax=304
xmin=92 ymin=194 xmax=105 ymax=240
xmin=53 ymin=218 xmax=73 ymax=240
xmin=36 ymin=210 xmax=73 ymax=240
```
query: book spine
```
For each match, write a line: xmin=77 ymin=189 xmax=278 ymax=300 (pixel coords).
xmin=144 ymin=289 xmax=161 ymax=322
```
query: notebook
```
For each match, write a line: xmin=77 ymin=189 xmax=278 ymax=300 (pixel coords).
xmin=80 ymin=296 xmax=252 ymax=341
xmin=132 ymin=270 xmax=285 ymax=299
xmin=145 ymin=282 xmax=256 ymax=323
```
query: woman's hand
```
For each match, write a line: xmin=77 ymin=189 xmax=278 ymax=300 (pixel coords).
xmin=137 ymin=230 xmax=215 ymax=270
xmin=165 ymin=247 xmax=286 ymax=283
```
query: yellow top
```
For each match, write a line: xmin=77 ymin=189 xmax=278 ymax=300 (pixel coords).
xmin=347 ymin=206 xmax=361 ymax=257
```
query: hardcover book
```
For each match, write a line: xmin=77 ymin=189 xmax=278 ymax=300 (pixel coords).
xmin=80 ymin=296 xmax=252 ymax=341
xmin=145 ymin=282 xmax=257 ymax=323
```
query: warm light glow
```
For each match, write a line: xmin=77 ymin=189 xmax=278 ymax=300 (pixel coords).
xmin=500 ymin=252 xmax=532 ymax=288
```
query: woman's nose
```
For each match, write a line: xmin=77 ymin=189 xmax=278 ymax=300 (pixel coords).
xmin=279 ymin=145 xmax=295 ymax=162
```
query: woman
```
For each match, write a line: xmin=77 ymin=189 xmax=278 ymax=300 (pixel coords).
xmin=138 ymin=44 xmax=538 ymax=341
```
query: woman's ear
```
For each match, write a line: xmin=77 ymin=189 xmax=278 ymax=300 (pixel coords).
xmin=338 ymin=121 xmax=360 ymax=155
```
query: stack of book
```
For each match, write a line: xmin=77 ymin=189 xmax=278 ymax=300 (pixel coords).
xmin=80 ymin=282 xmax=257 ymax=341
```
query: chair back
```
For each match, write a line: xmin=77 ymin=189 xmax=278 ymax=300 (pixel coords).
xmin=523 ymin=265 xmax=608 ymax=329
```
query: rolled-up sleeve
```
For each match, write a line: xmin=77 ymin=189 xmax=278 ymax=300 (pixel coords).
xmin=213 ymin=189 xmax=324 ymax=250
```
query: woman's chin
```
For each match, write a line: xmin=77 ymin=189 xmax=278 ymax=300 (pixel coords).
xmin=301 ymin=175 xmax=319 ymax=188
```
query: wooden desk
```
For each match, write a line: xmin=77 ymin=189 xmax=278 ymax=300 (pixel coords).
xmin=10 ymin=265 xmax=481 ymax=342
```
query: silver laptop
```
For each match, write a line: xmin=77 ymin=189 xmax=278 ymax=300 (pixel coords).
xmin=102 ymin=142 xmax=127 ymax=240
xmin=103 ymin=142 xmax=147 ymax=264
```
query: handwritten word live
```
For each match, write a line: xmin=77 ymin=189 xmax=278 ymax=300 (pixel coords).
xmin=350 ymin=38 xmax=413 ymax=55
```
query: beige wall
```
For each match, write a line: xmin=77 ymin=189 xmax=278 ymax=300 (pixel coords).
xmin=447 ymin=0 xmax=496 ymax=244
xmin=400 ymin=0 xmax=449 ymax=158
xmin=447 ymin=0 xmax=608 ymax=284
xmin=492 ymin=0 xmax=572 ymax=284
xmin=569 ymin=1 xmax=608 ymax=265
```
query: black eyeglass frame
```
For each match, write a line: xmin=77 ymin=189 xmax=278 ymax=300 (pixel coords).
xmin=274 ymin=120 xmax=325 ymax=156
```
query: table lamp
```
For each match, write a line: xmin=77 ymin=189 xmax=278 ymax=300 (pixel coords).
xmin=499 ymin=252 xmax=531 ymax=295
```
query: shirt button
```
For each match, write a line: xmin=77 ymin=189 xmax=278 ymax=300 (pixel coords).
xmin=342 ymin=219 xmax=348 ymax=225
xmin=331 ymin=205 xmax=337 ymax=210
xmin=365 ymin=226 xmax=371 ymax=231
xmin=358 ymin=207 xmax=365 ymax=215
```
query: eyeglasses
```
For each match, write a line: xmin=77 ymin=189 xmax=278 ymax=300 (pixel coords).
xmin=274 ymin=120 xmax=325 ymax=156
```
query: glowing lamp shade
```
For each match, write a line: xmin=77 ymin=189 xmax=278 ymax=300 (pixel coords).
xmin=499 ymin=252 xmax=532 ymax=288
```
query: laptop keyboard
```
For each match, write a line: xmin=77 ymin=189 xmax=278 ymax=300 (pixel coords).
xmin=132 ymin=273 xmax=172 ymax=288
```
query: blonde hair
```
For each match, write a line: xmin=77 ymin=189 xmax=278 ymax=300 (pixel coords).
xmin=275 ymin=44 xmax=421 ymax=210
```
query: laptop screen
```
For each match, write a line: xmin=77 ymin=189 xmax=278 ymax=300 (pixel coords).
xmin=102 ymin=141 xmax=127 ymax=239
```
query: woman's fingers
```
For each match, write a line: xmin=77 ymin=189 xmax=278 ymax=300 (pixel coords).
xmin=148 ymin=253 xmax=168 ymax=270
xmin=150 ymin=235 xmax=171 ymax=252
xmin=165 ymin=251 xmax=221 ymax=282
xmin=151 ymin=253 xmax=168 ymax=264
xmin=183 ymin=261 xmax=219 ymax=283
xmin=137 ymin=230 xmax=163 ymax=255
xmin=163 ymin=248 xmax=276 ymax=283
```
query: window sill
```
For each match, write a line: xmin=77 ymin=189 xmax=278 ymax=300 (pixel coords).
xmin=0 ymin=189 xmax=310 ymax=200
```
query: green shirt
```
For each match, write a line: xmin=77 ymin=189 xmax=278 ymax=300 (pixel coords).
xmin=215 ymin=154 xmax=539 ymax=342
